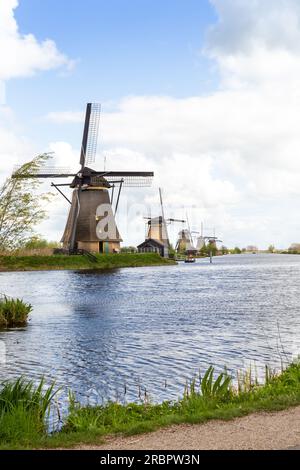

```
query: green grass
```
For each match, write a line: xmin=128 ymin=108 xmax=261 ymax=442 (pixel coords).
xmin=0 ymin=253 xmax=176 ymax=272
xmin=0 ymin=297 xmax=32 ymax=328
xmin=0 ymin=378 xmax=58 ymax=448
xmin=1 ymin=362 xmax=300 ymax=449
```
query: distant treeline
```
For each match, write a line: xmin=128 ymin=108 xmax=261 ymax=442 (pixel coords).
xmin=0 ymin=237 xmax=60 ymax=256
xmin=5 ymin=237 xmax=299 ymax=257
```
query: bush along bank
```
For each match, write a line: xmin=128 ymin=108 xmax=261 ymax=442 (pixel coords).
xmin=1 ymin=361 xmax=300 ymax=449
xmin=0 ymin=253 xmax=176 ymax=272
xmin=0 ymin=296 xmax=32 ymax=328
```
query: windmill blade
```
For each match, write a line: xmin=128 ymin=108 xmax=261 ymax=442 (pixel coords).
xmin=186 ymin=212 xmax=192 ymax=237
xmin=106 ymin=176 xmax=153 ymax=187
xmin=158 ymin=188 xmax=170 ymax=247
xmin=80 ymin=103 xmax=101 ymax=168
xmin=167 ymin=218 xmax=186 ymax=224
xmin=159 ymin=188 xmax=166 ymax=220
xmin=12 ymin=166 xmax=75 ymax=179
xmin=92 ymin=171 xmax=154 ymax=188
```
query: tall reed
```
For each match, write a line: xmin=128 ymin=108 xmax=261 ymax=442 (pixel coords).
xmin=0 ymin=378 xmax=58 ymax=442
xmin=0 ymin=296 xmax=32 ymax=328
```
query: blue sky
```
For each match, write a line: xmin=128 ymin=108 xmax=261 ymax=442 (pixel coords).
xmin=11 ymin=0 xmax=216 ymax=139
xmin=2 ymin=0 xmax=300 ymax=249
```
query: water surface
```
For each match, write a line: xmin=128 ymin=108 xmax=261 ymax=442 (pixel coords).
xmin=0 ymin=254 xmax=300 ymax=405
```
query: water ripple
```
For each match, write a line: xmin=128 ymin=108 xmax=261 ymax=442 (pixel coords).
xmin=1 ymin=254 xmax=300 ymax=407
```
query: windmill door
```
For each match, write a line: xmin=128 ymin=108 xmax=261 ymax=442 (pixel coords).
xmin=99 ymin=241 xmax=110 ymax=254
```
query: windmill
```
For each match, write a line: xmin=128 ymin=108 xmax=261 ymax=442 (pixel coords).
xmin=138 ymin=188 xmax=185 ymax=258
xmin=13 ymin=103 xmax=154 ymax=254
xmin=143 ymin=189 xmax=170 ymax=247
xmin=202 ymin=227 xmax=222 ymax=249
xmin=192 ymin=224 xmax=222 ymax=253
xmin=203 ymin=231 xmax=222 ymax=264
xmin=175 ymin=229 xmax=196 ymax=254
xmin=175 ymin=212 xmax=197 ymax=254
xmin=196 ymin=222 xmax=205 ymax=251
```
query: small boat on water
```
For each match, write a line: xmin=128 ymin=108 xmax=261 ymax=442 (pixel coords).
xmin=185 ymin=256 xmax=196 ymax=263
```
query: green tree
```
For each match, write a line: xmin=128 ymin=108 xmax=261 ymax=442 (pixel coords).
xmin=199 ymin=243 xmax=208 ymax=257
xmin=268 ymin=244 xmax=275 ymax=253
xmin=24 ymin=237 xmax=59 ymax=250
xmin=230 ymin=247 xmax=242 ymax=254
xmin=207 ymin=241 xmax=217 ymax=256
xmin=168 ymin=243 xmax=176 ymax=257
xmin=0 ymin=154 xmax=53 ymax=252
xmin=120 ymin=246 xmax=137 ymax=253
xmin=221 ymin=245 xmax=229 ymax=255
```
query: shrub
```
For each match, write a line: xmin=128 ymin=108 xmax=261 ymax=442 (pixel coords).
xmin=0 ymin=296 xmax=32 ymax=328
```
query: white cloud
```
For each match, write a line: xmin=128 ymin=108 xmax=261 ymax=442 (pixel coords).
xmin=47 ymin=141 xmax=78 ymax=169
xmin=0 ymin=105 xmax=33 ymax=177
xmin=0 ymin=0 xmax=73 ymax=175
xmin=0 ymin=0 xmax=72 ymax=83
xmin=208 ymin=0 xmax=300 ymax=56
xmin=93 ymin=0 xmax=300 ymax=247
xmin=45 ymin=111 xmax=84 ymax=124
xmin=4 ymin=0 xmax=300 ymax=249
xmin=43 ymin=77 xmax=300 ymax=246
xmin=0 ymin=0 xmax=76 ymax=247
xmin=207 ymin=0 xmax=300 ymax=90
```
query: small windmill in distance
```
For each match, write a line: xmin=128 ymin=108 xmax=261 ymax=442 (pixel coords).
xmin=196 ymin=222 xmax=205 ymax=251
xmin=13 ymin=103 xmax=154 ymax=254
xmin=175 ymin=212 xmax=197 ymax=255
xmin=203 ymin=228 xmax=222 ymax=264
xmin=138 ymin=188 xmax=185 ymax=258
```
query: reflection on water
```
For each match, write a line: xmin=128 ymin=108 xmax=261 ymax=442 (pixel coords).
xmin=0 ymin=254 xmax=300 ymax=406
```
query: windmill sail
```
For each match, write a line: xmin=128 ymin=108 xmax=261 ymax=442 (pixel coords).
xmin=80 ymin=103 xmax=101 ymax=167
xmin=106 ymin=174 xmax=153 ymax=187
xmin=159 ymin=188 xmax=169 ymax=247
xmin=13 ymin=166 xmax=75 ymax=178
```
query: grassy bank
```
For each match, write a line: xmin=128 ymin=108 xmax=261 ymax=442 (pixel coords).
xmin=0 ymin=297 xmax=32 ymax=328
xmin=0 ymin=253 xmax=176 ymax=272
xmin=1 ymin=362 xmax=300 ymax=449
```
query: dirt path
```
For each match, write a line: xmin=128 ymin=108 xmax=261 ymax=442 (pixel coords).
xmin=77 ymin=407 xmax=300 ymax=450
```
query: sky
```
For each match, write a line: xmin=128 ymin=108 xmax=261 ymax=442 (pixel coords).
xmin=1 ymin=0 xmax=300 ymax=249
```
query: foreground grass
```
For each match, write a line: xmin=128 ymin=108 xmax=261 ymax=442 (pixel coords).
xmin=1 ymin=363 xmax=300 ymax=449
xmin=0 ymin=253 xmax=175 ymax=272
xmin=0 ymin=378 xmax=57 ymax=449
xmin=0 ymin=297 xmax=32 ymax=328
